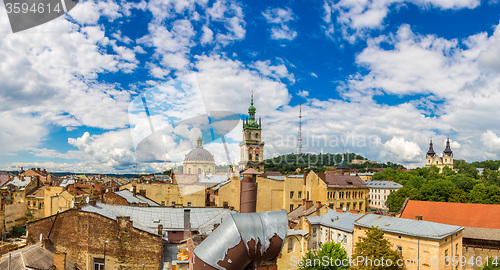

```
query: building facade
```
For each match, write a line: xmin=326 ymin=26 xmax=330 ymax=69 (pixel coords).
xmin=426 ymin=137 xmax=454 ymax=171
xmin=367 ymin=180 xmax=402 ymax=210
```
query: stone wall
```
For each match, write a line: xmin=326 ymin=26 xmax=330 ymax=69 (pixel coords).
xmin=27 ymin=209 xmax=164 ymax=269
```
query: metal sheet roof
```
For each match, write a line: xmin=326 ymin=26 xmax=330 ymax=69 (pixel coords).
xmin=82 ymin=203 xmax=235 ymax=238
xmin=355 ymin=214 xmax=464 ymax=240
xmin=307 ymin=210 xmax=360 ymax=233
xmin=366 ymin=181 xmax=403 ymax=189
xmin=114 ymin=190 xmax=159 ymax=206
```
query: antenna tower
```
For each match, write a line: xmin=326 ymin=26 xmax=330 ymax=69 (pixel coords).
xmin=298 ymin=103 xmax=303 ymax=155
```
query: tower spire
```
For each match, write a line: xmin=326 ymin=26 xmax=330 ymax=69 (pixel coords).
xmin=444 ymin=136 xmax=453 ymax=156
xmin=427 ymin=138 xmax=436 ymax=157
xmin=251 ymin=89 xmax=254 ymax=106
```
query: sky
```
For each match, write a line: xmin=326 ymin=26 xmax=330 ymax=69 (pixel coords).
xmin=1 ymin=0 xmax=500 ymax=173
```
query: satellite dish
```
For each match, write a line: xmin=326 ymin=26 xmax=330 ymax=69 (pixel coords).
xmin=130 ymin=187 xmax=134 ymax=192
xmin=86 ymin=197 xmax=90 ymax=204
xmin=39 ymin=233 xmax=43 ymax=242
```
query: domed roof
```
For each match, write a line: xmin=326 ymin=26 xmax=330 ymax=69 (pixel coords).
xmin=185 ymin=148 xmax=214 ymax=162
xmin=184 ymin=137 xmax=214 ymax=162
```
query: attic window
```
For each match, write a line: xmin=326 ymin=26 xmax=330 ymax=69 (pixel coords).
xmin=347 ymin=180 xmax=353 ymax=185
xmin=153 ymin=219 xmax=160 ymax=223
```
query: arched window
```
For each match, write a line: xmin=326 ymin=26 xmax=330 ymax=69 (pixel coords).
xmin=255 ymin=154 xmax=259 ymax=161
xmin=249 ymin=154 xmax=253 ymax=160
xmin=198 ymin=168 xmax=201 ymax=174
xmin=436 ymin=161 xmax=439 ymax=164
xmin=188 ymin=168 xmax=191 ymax=174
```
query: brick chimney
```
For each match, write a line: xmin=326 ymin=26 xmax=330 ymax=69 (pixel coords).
xmin=132 ymin=186 xmax=137 ymax=197
xmin=336 ymin=208 xmax=344 ymax=213
xmin=139 ymin=189 xmax=146 ymax=197
xmin=184 ymin=209 xmax=191 ymax=240
xmin=304 ymin=200 xmax=313 ymax=210
xmin=53 ymin=251 xmax=66 ymax=270
xmin=158 ymin=224 xmax=163 ymax=236
xmin=89 ymin=200 xmax=96 ymax=206
xmin=302 ymin=199 xmax=306 ymax=206
xmin=415 ymin=215 xmax=423 ymax=221
xmin=350 ymin=209 xmax=360 ymax=214
xmin=315 ymin=201 xmax=321 ymax=209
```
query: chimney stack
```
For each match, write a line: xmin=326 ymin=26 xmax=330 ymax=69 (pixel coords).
xmin=315 ymin=201 xmax=321 ymax=209
xmin=415 ymin=215 xmax=423 ymax=221
xmin=53 ymin=251 xmax=66 ymax=270
xmin=184 ymin=209 xmax=191 ymax=240
xmin=139 ymin=189 xmax=146 ymax=197
xmin=132 ymin=186 xmax=137 ymax=197
xmin=302 ymin=199 xmax=306 ymax=206
xmin=158 ymin=224 xmax=163 ymax=236
xmin=305 ymin=200 xmax=313 ymax=210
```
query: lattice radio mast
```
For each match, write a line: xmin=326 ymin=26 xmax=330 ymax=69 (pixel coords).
xmin=298 ymin=103 xmax=303 ymax=155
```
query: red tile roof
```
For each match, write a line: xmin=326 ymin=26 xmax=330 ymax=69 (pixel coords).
xmin=400 ymin=200 xmax=500 ymax=229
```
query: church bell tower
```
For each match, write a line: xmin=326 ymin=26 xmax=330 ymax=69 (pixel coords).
xmin=239 ymin=92 xmax=265 ymax=171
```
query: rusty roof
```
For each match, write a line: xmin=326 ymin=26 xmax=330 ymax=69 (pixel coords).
xmin=320 ymin=174 xmax=367 ymax=187
xmin=400 ymin=200 xmax=500 ymax=229
xmin=241 ymin=168 xmax=262 ymax=175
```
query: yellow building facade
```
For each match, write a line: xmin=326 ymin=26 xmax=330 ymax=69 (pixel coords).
xmin=353 ymin=215 xmax=464 ymax=270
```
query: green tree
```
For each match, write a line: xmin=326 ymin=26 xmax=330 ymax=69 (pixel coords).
xmin=478 ymin=257 xmax=500 ymax=270
xmin=418 ymin=179 xmax=455 ymax=202
xmin=385 ymin=187 xmax=419 ymax=212
xmin=352 ymin=227 xmax=404 ymax=270
xmin=448 ymin=189 xmax=468 ymax=203
xmin=298 ymin=241 xmax=349 ymax=270
xmin=446 ymin=174 xmax=477 ymax=193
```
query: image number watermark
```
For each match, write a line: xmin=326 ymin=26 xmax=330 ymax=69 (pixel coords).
xmin=4 ymin=0 xmax=79 ymax=33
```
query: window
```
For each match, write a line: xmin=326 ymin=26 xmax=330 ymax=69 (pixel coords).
xmin=298 ymin=191 xmax=302 ymax=198
xmin=188 ymin=168 xmax=191 ymax=174
xmin=290 ymin=204 xmax=294 ymax=212
xmin=161 ymin=201 xmax=165 ymax=206
xmin=197 ymin=168 xmax=201 ymax=174
xmin=353 ymin=202 xmax=357 ymax=209
xmin=249 ymin=154 xmax=253 ymax=160
xmin=359 ymin=202 xmax=363 ymax=210
xmin=397 ymin=246 xmax=402 ymax=253
xmin=172 ymin=202 xmax=175 ymax=206
xmin=290 ymin=191 xmax=294 ymax=199
xmin=187 ymin=202 xmax=191 ymax=207
xmin=93 ymin=258 xmax=105 ymax=270
xmin=27 ymin=201 xmax=30 ymax=206
xmin=288 ymin=238 xmax=294 ymax=252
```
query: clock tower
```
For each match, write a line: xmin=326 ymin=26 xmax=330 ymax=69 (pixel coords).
xmin=239 ymin=92 xmax=265 ymax=171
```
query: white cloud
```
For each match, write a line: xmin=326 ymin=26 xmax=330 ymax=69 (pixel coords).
xmin=251 ymin=60 xmax=295 ymax=83
xmin=262 ymin=7 xmax=297 ymax=40
xmin=298 ymin=90 xmax=309 ymax=98
xmin=323 ymin=0 xmax=480 ymax=42
xmin=481 ymin=130 xmax=500 ymax=153
xmin=382 ymin=137 xmax=422 ymax=162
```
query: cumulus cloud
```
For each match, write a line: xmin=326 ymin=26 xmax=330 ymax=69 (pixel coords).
xmin=481 ymin=130 xmax=500 ymax=153
xmin=262 ymin=7 xmax=298 ymax=40
xmin=382 ymin=137 xmax=422 ymax=163
xmin=323 ymin=0 xmax=480 ymax=42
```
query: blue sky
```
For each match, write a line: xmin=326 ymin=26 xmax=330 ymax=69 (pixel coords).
xmin=1 ymin=0 xmax=500 ymax=173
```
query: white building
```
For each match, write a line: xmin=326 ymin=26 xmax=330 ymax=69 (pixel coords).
xmin=367 ymin=180 xmax=402 ymax=210
xmin=306 ymin=210 xmax=361 ymax=257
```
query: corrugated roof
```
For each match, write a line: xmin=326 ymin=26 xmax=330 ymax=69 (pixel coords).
xmin=0 ymin=243 xmax=75 ymax=269
xmin=307 ymin=210 xmax=360 ymax=233
xmin=267 ymin=176 xmax=285 ymax=181
xmin=400 ymin=200 xmax=500 ymax=229
xmin=288 ymin=205 xmax=318 ymax=221
xmin=114 ymin=190 xmax=159 ymax=206
xmin=288 ymin=229 xmax=308 ymax=236
xmin=355 ymin=214 xmax=463 ymax=240
xmin=366 ymin=181 xmax=402 ymax=189
xmin=81 ymin=203 xmax=235 ymax=238
xmin=0 ymin=176 xmax=32 ymax=190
